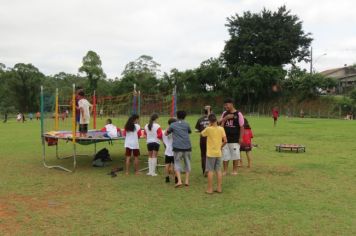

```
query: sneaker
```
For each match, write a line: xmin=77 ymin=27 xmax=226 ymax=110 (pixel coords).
xmin=165 ymin=176 xmax=170 ymax=183
xmin=151 ymin=173 xmax=158 ymax=177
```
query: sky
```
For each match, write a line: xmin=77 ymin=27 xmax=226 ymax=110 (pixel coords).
xmin=0 ymin=0 xmax=355 ymax=78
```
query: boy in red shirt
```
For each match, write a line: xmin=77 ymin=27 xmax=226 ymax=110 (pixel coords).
xmin=272 ymin=107 xmax=279 ymax=127
xmin=240 ymin=118 xmax=253 ymax=168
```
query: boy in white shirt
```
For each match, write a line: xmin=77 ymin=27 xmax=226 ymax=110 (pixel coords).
xmin=162 ymin=118 xmax=177 ymax=183
xmin=77 ymin=91 xmax=92 ymax=137
xmin=101 ymin=118 xmax=120 ymax=138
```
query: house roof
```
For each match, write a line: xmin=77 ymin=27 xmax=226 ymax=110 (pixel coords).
xmin=320 ymin=66 xmax=356 ymax=80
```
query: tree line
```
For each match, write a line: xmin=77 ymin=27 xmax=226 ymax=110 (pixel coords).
xmin=0 ymin=6 xmax=339 ymax=114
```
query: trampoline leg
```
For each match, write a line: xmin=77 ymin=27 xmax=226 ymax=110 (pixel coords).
xmin=42 ymin=136 xmax=75 ymax=173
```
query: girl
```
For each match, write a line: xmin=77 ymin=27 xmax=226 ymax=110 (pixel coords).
xmin=144 ymin=114 xmax=163 ymax=176
xmin=123 ymin=114 xmax=141 ymax=175
xmin=240 ymin=118 xmax=253 ymax=168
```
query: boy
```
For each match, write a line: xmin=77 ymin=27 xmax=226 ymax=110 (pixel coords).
xmin=166 ymin=110 xmax=192 ymax=188
xmin=201 ymin=114 xmax=227 ymax=194
xmin=77 ymin=91 xmax=92 ymax=137
xmin=162 ymin=118 xmax=177 ymax=183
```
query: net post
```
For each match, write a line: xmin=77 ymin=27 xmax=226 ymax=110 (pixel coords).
xmin=93 ymin=90 xmax=96 ymax=129
xmin=55 ymin=88 xmax=59 ymax=131
xmin=72 ymin=84 xmax=76 ymax=143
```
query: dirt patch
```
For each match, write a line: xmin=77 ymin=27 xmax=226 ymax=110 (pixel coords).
xmin=268 ymin=166 xmax=295 ymax=176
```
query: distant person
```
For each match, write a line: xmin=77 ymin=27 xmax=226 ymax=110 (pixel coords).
xmin=195 ymin=105 xmax=211 ymax=176
xmin=144 ymin=114 xmax=163 ymax=177
xmin=123 ymin=114 xmax=141 ymax=175
xmin=61 ymin=111 xmax=66 ymax=121
xmin=300 ymin=109 xmax=305 ymax=118
xmin=65 ymin=109 xmax=69 ymax=118
xmin=219 ymin=98 xmax=244 ymax=176
xmin=29 ymin=113 xmax=33 ymax=121
xmin=162 ymin=118 xmax=177 ymax=183
xmin=272 ymin=107 xmax=279 ymax=127
xmin=77 ymin=91 xmax=92 ymax=137
xmin=3 ymin=112 xmax=8 ymax=123
xmin=22 ymin=113 xmax=26 ymax=123
xmin=99 ymin=108 xmax=104 ymax=119
xmin=166 ymin=110 xmax=192 ymax=188
xmin=201 ymin=114 xmax=227 ymax=194
xmin=16 ymin=113 xmax=22 ymax=122
xmin=36 ymin=111 xmax=41 ymax=120
xmin=240 ymin=118 xmax=254 ymax=168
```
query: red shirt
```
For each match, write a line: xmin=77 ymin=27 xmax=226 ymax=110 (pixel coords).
xmin=272 ymin=109 xmax=279 ymax=118
xmin=242 ymin=128 xmax=253 ymax=145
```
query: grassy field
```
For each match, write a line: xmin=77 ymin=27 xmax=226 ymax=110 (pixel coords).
xmin=0 ymin=115 xmax=355 ymax=235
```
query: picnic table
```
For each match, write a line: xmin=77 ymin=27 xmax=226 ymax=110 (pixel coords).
xmin=275 ymin=144 xmax=305 ymax=153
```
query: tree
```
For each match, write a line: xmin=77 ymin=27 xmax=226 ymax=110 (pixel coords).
xmin=223 ymin=5 xmax=312 ymax=69
xmin=7 ymin=63 xmax=44 ymax=112
xmin=118 ymin=55 xmax=161 ymax=94
xmin=79 ymin=51 xmax=106 ymax=93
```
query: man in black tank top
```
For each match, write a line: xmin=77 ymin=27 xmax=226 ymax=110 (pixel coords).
xmin=219 ymin=98 xmax=244 ymax=176
xmin=195 ymin=105 xmax=211 ymax=176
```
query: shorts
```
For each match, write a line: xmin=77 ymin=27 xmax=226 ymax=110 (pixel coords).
xmin=147 ymin=142 xmax=160 ymax=151
xmin=222 ymin=143 xmax=241 ymax=161
xmin=240 ymin=144 xmax=252 ymax=152
xmin=174 ymin=151 xmax=191 ymax=172
xmin=125 ymin=148 xmax=140 ymax=157
xmin=206 ymin=157 xmax=221 ymax=172
xmin=165 ymin=155 xmax=174 ymax=164
xmin=79 ymin=124 xmax=88 ymax=133
xmin=273 ymin=117 xmax=278 ymax=121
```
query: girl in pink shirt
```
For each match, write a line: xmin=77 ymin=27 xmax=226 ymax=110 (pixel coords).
xmin=240 ymin=118 xmax=254 ymax=168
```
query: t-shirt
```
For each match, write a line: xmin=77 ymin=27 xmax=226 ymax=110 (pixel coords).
xmin=78 ymin=98 xmax=92 ymax=124
xmin=124 ymin=124 xmax=141 ymax=149
xmin=166 ymin=120 xmax=192 ymax=151
xmin=242 ymin=128 xmax=253 ymax=146
xmin=144 ymin=123 xmax=162 ymax=144
xmin=104 ymin=124 xmax=118 ymax=138
xmin=162 ymin=131 xmax=173 ymax=157
xmin=221 ymin=110 xmax=244 ymax=143
xmin=272 ymin=109 xmax=279 ymax=118
xmin=201 ymin=125 xmax=226 ymax=158
xmin=195 ymin=115 xmax=210 ymax=132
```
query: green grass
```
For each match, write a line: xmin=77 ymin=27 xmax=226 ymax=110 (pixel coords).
xmin=0 ymin=116 xmax=355 ymax=235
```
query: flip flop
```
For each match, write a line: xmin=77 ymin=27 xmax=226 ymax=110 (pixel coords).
xmin=175 ymin=184 xmax=183 ymax=188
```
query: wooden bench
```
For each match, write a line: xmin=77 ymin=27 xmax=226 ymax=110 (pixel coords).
xmin=275 ymin=144 xmax=305 ymax=153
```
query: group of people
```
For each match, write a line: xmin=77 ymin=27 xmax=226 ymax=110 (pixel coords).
xmin=93 ymin=98 xmax=254 ymax=194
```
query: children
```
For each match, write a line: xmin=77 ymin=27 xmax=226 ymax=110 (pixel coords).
xmin=123 ymin=114 xmax=141 ymax=175
xmin=101 ymin=118 xmax=120 ymax=138
xmin=162 ymin=118 xmax=177 ymax=183
xmin=166 ymin=110 xmax=192 ymax=188
xmin=272 ymin=107 xmax=279 ymax=127
xmin=144 ymin=114 xmax=163 ymax=176
xmin=77 ymin=91 xmax=92 ymax=137
xmin=201 ymin=114 xmax=227 ymax=194
xmin=240 ymin=118 xmax=254 ymax=168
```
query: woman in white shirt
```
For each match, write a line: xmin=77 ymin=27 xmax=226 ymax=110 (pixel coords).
xmin=144 ymin=114 xmax=162 ymax=176
xmin=123 ymin=114 xmax=141 ymax=175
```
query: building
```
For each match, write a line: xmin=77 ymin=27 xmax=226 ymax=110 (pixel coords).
xmin=320 ymin=65 xmax=356 ymax=93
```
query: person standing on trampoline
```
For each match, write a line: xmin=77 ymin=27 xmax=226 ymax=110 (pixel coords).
xmin=78 ymin=91 xmax=92 ymax=137
xmin=144 ymin=114 xmax=163 ymax=176
xmin=123 ymin=114 xmax=141 ymax=175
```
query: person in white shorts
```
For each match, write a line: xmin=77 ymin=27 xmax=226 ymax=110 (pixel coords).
xmin=219 ymin=98 xmax=244 ymax=176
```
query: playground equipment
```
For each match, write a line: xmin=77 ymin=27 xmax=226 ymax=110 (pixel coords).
xmin=40 ymin=84 xmax=177 ymax=172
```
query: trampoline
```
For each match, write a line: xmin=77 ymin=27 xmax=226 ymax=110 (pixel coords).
xmin=42 ymin=130 xmax=124 ymax=172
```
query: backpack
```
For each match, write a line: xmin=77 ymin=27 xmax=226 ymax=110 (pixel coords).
xmin=92 ymin=148 xmax=112 ymax=167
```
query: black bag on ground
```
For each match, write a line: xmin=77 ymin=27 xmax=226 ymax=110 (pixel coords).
xmin=92 ymin=148 xmax=112 ymax=167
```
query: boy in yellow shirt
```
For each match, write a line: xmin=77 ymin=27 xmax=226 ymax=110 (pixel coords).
xmin=201 ymin=114 xmax=227 ymax=194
